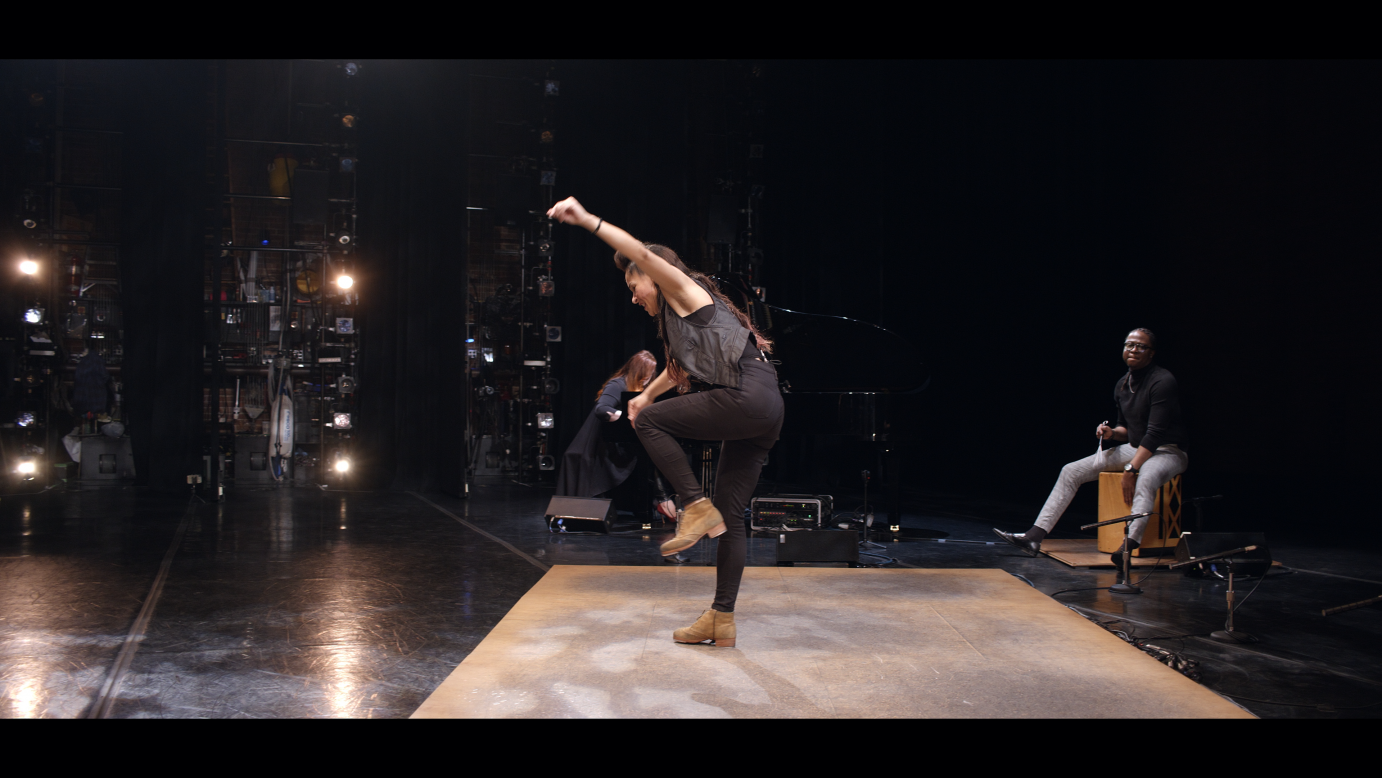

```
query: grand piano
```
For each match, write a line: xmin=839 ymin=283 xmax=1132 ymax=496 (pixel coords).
xmin=716 ymin=276 xmax=931 ymax=528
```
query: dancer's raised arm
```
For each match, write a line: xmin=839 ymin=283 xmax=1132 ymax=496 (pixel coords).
xmin=547 ymin=196 xmax=711 ymax=316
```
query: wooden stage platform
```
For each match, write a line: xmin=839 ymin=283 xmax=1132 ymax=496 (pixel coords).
xmin=413 ymin=566 xmax=1253 ymax=719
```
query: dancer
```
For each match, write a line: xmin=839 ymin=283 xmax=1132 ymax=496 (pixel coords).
xmin=547 ymin=196 xmax=783 ymax=648
xmin=554 ymin=350 xmax=676 ymax=522
xmin=993 ymin=328 xmax=1188 ymax=565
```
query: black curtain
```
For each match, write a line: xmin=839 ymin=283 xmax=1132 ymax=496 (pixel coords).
xmin=549 ymin=61 xmax=694 ymax=468
xmin=355 ymin=61 xmax=469 ymax=492
xmin=757 ymin=60 xmax=1379 ymax=536
xmin=118 ymin=60 xmax=208 ymax=494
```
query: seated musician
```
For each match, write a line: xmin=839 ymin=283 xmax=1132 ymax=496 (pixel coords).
xmin=554 ymin=350 xmax=676 ymax=520
xmin=994 ymin=328 xmax=1189 ymax=565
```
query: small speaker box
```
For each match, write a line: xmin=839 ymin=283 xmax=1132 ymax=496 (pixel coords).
xmin=545 ymin=496 xmax=615 ymax=534
xmin=776 ymin=530 xmax=859 ymax=566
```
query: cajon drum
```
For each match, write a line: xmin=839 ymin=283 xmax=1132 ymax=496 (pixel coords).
xmin=1096 ymin=472 xmax=1182 ymax=555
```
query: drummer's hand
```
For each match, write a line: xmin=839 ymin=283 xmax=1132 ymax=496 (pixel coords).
xmin=627 ymin=393 xmax=651 ymax=424
xmin=1096 ymin=423 xmax=1115 ymax=440
xmin=1121 ymin=471 xmax=1138 ymax=505
xmin=547 ymin=196 xmax=590 ymax=227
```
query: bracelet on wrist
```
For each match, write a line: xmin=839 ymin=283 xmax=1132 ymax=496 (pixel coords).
xmin=593 ymin=218 xmax=603 ymax=234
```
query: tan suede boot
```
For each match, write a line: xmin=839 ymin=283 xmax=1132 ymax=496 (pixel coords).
xmin=659 ymin=498 xmax=725 ymax=556
xmin=673 ymin=609 xmax=736 ymax=647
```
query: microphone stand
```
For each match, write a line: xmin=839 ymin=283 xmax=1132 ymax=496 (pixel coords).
xmin=1323 ymin=594 xmax=1382 ymax=617
xmin=1170 ymin=545 xmax=1261 ymax=643
xmin=1081 ymin=512 xmax=1153 ymax=595
xmin=859 ymin=470 xmax=884 ymax=550
xmin=1184 ymin=494 xmax=1223 ymax=533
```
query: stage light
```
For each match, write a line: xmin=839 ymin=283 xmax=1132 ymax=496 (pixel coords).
xmin=545 ymin=326 xmax=562 ymax=342
xmin=337 ymin=232 xmax=352 ymax=245
xmin=334 ymin=458 xmax=351 ymax=473
xmin=539 ymin=129 xmax=553 ymax=144
xmin=536 ymin=239 xmax=553 ymax=256
xmin=341 ymin=114 xmax=356 ymax=128
xmin=537 ymin=413 xmax=554 ymax=429
xmin=17 ymin=460 xmax=36 ymax=476
xmin=542 ymin=377 xmax=560 ymax=394
xmin=537 ymin=276 xmax=555 ymax=297
xmin=340 ymin=157 xmax=356 ymax=173
xmin=23 ymin=219 xmax=37 ymax=229
xmin=544 ymin=80 xmax=559 ymax=97
xmin=538 ymin=455 xmax=555 ymax=471
xmin=16 ymin=412 xmax=35 ymax=427
xmin=333 ymin=412 xmax=352 ymax=430
xmin=337 ymin=274 xmax=354 ymax=289
xmin=24 ymin=307 xmax=44 ymax=324
xmin=20 ymin=259 xmax=38 ymax=275
xmin=344 ymin=62 xmax=360 ymax=77
xmin=482 ymin=348 xmax=494 ymax=363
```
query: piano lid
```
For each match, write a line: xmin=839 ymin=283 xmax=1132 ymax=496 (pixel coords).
xmin=762 ymin=305 xmax=930 ymax=394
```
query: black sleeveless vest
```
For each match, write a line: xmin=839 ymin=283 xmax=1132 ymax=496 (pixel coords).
xmin=662 ymin=282 xmax=751 ymax=389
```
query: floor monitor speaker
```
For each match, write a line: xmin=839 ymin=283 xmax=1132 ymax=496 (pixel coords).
xmin=776 ymin=530 xmax=859 ymax=566
xmin=545 ymin=496 xmax=615 ymax=534
xmin=1175 ymin=531 xmax=1271 ymax=578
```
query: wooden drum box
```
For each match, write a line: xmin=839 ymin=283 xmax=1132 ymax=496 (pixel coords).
xmin=1096 ymin=472 xmax=1182 ymax=556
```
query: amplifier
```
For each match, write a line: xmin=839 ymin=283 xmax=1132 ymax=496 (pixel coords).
xmin=751 ymin=495 xmax=830 ymax=531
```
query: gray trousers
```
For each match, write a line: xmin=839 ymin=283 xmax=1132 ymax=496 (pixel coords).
xmin=1034 ymin=443 xmax=1189 ymax=543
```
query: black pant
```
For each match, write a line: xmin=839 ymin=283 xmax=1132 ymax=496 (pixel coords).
xmin=634 ymin=358 xmax=783 ymax=612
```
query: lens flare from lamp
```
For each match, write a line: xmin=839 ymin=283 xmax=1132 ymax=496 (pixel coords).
xmin=334 ymin=458 xmax=351 ymax=473
xmin=337 ymin=274 xmax=354 ymax=289
xmin=17 ymin=460 xmax=36 ymax=475
xmin=20 ymin=259 xmax=38 ymax=275
xmin=24 ymin=308 xmax=43 ymax=324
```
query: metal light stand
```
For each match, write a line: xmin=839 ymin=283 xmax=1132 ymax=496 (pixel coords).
xmin=1081 ymin=512 xmax=1153 ymax=595
xmin=1169 ymin=544 xmax=1261 ymax=643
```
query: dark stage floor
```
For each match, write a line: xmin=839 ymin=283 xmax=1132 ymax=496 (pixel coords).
xmin=2 ymin=480 xmax=1379 ymax=719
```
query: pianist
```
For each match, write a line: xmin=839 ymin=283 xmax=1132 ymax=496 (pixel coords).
xmin=554 ymin=350 xmax=675 ymax=522
xmin=994 ymin=328 xmax=1189 ymax=565
xmin=547 ymin=195 xmax=782 ymax=649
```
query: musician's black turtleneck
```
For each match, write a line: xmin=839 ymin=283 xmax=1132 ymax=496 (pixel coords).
xmin=1114 ymin=362 xmax=1188 ymax=452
